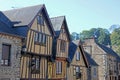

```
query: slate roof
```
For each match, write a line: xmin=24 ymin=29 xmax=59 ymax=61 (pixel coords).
xmin=1 ymin=4 xmax=55 ymax=37
xmin=50 ymin=16 xmax=71 ymax=40
xmin=68 ymin=40 xmax=89 ymax=67
xmin=3 ymin=5 xmax=43 ymax=27
xmin=0 ymin=11 xmax=21 ymax=37
xmin=68 ymin=41 xmax=77 ymax=61
xmin=85 ymin=52 xmax=98 ymax=66
xmin=97 ymin=43 xmax=120 ymax=61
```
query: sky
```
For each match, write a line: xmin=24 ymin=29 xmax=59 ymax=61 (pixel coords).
xmin=0 ymin=0 xmax=120 ymax=33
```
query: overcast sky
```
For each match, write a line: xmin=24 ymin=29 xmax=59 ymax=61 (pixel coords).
xmin=0 ymin=0 xmax=120 ymax=33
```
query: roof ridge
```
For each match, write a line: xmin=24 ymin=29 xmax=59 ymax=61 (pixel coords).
xmin=3 ymin=4 xmax=44 ymax=12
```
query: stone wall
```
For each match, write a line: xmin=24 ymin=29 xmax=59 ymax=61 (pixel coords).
xmin=0 ymin=34 xmax=22 ymax=80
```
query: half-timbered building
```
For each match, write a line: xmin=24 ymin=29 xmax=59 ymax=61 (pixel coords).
xmin=3 ymin=4 xmax=55 ymax=80
xmin=67 ymin=40 xmax=89 ymax=80
xmin=48 ymin=16 xmax=71 ymax=80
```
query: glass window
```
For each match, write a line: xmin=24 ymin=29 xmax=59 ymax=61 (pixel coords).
xmin=93 ymin=68 xmax=97 ymax=76
xmin=76 ymin=66 xmax=80 ymax=73
xmin=34 ymin=33 xmax=39 ymax=42
xmin=31 ymin=57 xmax=40 ymax=74
xmin=34 ymin=32 xmax=46 ymax=45
xmin=1 ymin=44 xmax=11 ymax=66
xmin=37 ymin=16 xmax=44 ymax=25
xmin=76 ymin=51 xmax=80 ymax=61
xmin=60 ymin=40 xmax=66 ymax=52
xmin=56 ymin=61 xmax=62 ymax=74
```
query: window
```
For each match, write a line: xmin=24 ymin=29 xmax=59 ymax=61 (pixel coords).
xmin=35 ymin=33 xmax=39 ymax=42
xmin=34 ymin=32 xmax=46 ymax=45
xmin=93 ymin=68 xmax=97 ymax=77
xmin=76 ymin=51 xmax=80 ymax=61
xmin=76 ymin=66 xmax=81 ymax=79
xmin=37 ymin=15 xmax=44 ymax=25
xmin=56 ymin=61 xmax=62 ymax=74
xmin=1 ymin=44 xmax=11 ymax=66
xmin=76 ymin=66 xmax=80 ymax=73
xmin=60 ymin=40 xmax=66 ymax=52
xmin=31 ymin=57 xmax=40 ymax=74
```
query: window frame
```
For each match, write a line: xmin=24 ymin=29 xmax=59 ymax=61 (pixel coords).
xmin=31 ymin=56 xmax=40 ymax=74
xmin=1 ymin=44 xmax=11 ymax=66
xmin=56 ymin=61 xmax=62 ymax=75
xmin=76 ymin=51 xmax=80 ymax=61
xmin=60 ymin=40 xmax=66 ymax=52
xmin=37 ymin=15 xmax=44 ymax=26
xmin=34 ymin=32 xmax=46 ymax=46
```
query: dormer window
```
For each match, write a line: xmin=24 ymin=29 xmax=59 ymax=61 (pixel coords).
xmin=76 ymin=51 xmax=80 ymax=61
xmin=37 ymin=15 xmax=44 ymax=26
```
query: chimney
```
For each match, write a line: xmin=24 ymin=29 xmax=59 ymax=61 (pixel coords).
xmin=84 ymin=37 xmax=96 ymax=45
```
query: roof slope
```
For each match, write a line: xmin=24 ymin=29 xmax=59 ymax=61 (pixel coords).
xmin=3 ymin=5 xmax=43 ymax=27
xmin=69 ymin=40 xmax=89 ymax=67
xmin=1 ymin=4 xmax=55 ymax=37
xmin=85 ymin=52 xmax=98 ymax=66
xmin=97 ymin=43 xmax=120 ymax=61
xmin=51 ymin=16 xmax=71 ymax=40
xmin=0 ymin=11 xmax=18 ymax=36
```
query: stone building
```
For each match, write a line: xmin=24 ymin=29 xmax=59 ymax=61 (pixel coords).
xmin=67 ymin=40 xmax=88 ymax=80
xmin=85 ymin=52 xmax=99 ymax=80
xmin=0 ymin=12 xmax=22 ymax=80
xmin=83 ymin=38 xmax=120 ymax=80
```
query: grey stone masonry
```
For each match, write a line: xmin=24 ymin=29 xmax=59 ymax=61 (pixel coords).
xmin=0 ymin=34 xmax=22 ymax=80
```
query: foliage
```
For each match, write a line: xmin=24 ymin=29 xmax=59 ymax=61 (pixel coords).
xmin=71 ymin=32 xmax=80 ymax=40
xmin=110 ymin=28 xmax=120 ymax=55
xmin=80 ymin=28 xmax=111 ymax=45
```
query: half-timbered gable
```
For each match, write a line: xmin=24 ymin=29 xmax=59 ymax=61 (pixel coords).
xmin=48 ymin=16 xmax=70 ymax=80
xmin=51 ymin=16 xmax=70 ymax=58
xmin=3 ymin=4 xmax=55 ymax=80
xmin=67 ymin=40 xmax=88 ymax=80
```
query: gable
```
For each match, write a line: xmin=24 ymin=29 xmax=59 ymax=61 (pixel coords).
xmin=71 ymin=47 xmax=86 ymax=66
xmin=51 ymin=16 xmax=70 ymax=40
xmin=58 ymin=23 xmax=68 ymax=41
xmin=30 ymin=12 xmax=51 ymax=35
xmin=3 ymin=4 xmax=54 ymax=37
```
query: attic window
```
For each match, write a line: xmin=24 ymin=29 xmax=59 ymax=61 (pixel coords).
xmin=76 ymin=51 xmax=80 ymax=61
xmin=37 ymin=15 xmax=44 ymax=25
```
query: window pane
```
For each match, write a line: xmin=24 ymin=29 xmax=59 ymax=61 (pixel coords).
xmin=37 ymin=16 xmax=44 ymax=25
xmin=35 ymin=33 xmax=38 ymax=42
xmin=2 ymin=44 xmax=10 ymax=60
xmin=36 ymin=58 xmax=40 ymax=70
xmin=76 ymin=66 xmax=80 ymax=73
xmin=2 ymin=44 xmax=11 ymax=66
xmin=76 ymin=52 xmax=80 ymax=60
xmin=39 ymin=33 xmax=42 ymax=43
xmin=42 ymin=34 xmax=46 ymax=44
xmin=56 ymin=61 xmax=62 ymax=74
